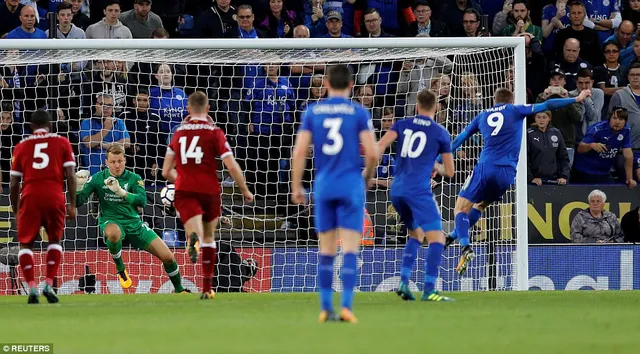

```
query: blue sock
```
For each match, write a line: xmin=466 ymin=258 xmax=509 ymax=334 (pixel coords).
xmin=455 ymin=212 xmax=471 ymax=247
xmin=400 ymin=237 xmax=421 ymax=284
xmin=340 ymin=253 xmax=358 ymax=310
xmin=469 ymin=208 xmax=482 ymax=228
xmin=424 ymin=242 xmax=444 ymax=293
xmin=450 ymin=208 xmax=482 ymax=240
xmin=318 ymin=255 xmax=334 ymax=312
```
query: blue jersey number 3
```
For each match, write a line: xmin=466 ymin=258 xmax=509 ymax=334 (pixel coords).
xmin=322 ymin=118 xmax=343 ymax=155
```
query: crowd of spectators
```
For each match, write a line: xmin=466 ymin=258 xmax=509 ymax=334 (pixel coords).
xmin=0 ymin=0 xmax=639 ymax=242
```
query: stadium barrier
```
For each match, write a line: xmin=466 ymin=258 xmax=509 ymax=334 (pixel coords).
xmin=1 ymin=245 xmax=637 ymax=294
xmin=1 ymin=185 xmax=637 ymax=245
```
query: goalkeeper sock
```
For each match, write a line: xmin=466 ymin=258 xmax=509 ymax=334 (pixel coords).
xmin=318 ymin=254 xmax=334 ymax=312
xmin=106 ymin=238 xmax=125 ymax=272
xmin=45 ymin=244 xmax=63 ymax=287
xmin=424 ymin=242 xmax=444 ymax=293
xmin=400 ymin=237 xmax=421 ymax=284
xmin=201 ymin=243 xmax=216 ymax=293
xmin=450 ymin=208 xmax=482 ymax=240
xmin=18 ymin=249 xmax=36 ymax=289
xmin=455 ymin=212 xmax=471 ymax=247
xmin=340 ymin=253 xmax=357 ymax=310
xmin=163 ymin=260 xmax=184 ymax=293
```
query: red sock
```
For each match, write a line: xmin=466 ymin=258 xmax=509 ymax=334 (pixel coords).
xmin=45 ymin=244 xmax=62 ymax=286
xmin=18 ymin=249 xmax=36 ymax=289
xmin=201 ymin=244 xmax=217 ymax=293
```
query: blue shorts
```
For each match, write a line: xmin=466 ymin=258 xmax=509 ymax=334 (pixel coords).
xmin=391 ymin=193 xmax=442 ymax=232
xmin=459 ymin=163 xmax=516 ymax=204
xmin=314 ymin=194 xmax=365 ymax=233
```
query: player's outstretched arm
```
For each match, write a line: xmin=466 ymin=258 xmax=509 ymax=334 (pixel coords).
xmin=360 ymin=129 xmax=378 ymax=185
xmin=376 ymin=130 xmax=397 ymax=160
xmin=222 ymin=155 xmax=254 ymax=203
xmin=291 ymin=130 xmax=311 ymax=204
xmin=527 ymin=90 xmax=592 ymax=115
xmin=161 ymin=151 xmax=178 ymax=183
xmin=446 ymin=117 xmax=480 ymax=160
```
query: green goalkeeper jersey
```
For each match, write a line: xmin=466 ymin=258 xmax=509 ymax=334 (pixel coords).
xmin=76 ymin=169 xmax=146 ymax=225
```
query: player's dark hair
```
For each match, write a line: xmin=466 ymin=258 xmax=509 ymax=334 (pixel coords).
xmin=188 ymin=91 xmax=208 ymax=113
xmin=577 ymin=68 xmax=592 ymax=79
xmin=416 ymin=89 xmax=436 ymax=112
xmin=57 ymin=1 xmax=73 ymax=13
xmin=104 ymin=0 xmax=120 ymax=9
xmin=30 ymin=109 xmax=51 ymax=129
xmin=494 ymin=88 xmax=514 ymax=104
xmin=327 ymin=64 xmax=353 ymax=90
xmin=107 ymin=144 xmax=125 ymax=156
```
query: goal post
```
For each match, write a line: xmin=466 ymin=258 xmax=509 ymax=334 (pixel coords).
xmin=0 ymin=37 xmax=529 ymax=294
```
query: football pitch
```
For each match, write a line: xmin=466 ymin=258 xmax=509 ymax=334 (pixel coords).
xmin=0 ymin=291 xmax=639 ymax=354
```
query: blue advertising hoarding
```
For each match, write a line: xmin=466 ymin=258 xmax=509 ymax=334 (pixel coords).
xmin=270 ymin=245 xmax=639 ymax=292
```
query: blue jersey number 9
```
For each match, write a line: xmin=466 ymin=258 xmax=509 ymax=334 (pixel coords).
xmin=322 ymin=118 xmax=343 ymax=155
xmin=400 ymin=129 xmax=427 ymax=158
xmin=487 ymin=112 xmax=504 ymax=136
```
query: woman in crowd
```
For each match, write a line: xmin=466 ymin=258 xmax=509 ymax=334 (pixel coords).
xmin=570 ymin=189 xmax=623 ymax=243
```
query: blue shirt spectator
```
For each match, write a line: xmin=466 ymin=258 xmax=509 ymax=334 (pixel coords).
xmin=0 ymin=1 xmax=24 ymax=37
xmin=6 ymin=5 xmax=45 ymax=39
xmin=541 ymin=3 xmax=571 ymax=54
xmin=572 ymin=111 xmax=633 ymax=184
xmin=246 ymin=66 xmax=295 ymax=135
xmin=79 ymin=94 xmax=131 ymax=175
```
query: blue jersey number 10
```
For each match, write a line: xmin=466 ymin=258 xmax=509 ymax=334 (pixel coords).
xmin=400 ymin=129 xmax=427 ymax=158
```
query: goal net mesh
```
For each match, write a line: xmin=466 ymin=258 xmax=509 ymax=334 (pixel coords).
xmin=0 ymin=45 xmax=518 ymax=294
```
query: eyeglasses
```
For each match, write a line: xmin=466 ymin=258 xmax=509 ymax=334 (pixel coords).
xmin=237 ymin=15 xmax=252 ymax=20
xmin=463 ymin=20 xmax=478 ymax=24
xmin=605 ymin=49 xmax=620 ymax=54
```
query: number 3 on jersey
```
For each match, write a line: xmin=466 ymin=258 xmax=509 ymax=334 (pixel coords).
xmin=179 ymin=136 xmax=204 ymax=164
xmin=322 ymin=118 xmax=343 ymax=155
xmin=487 ymin=112 xmax=504 ymax=136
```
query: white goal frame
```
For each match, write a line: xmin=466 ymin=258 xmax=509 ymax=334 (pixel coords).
xmin=0 ymin=37 xmax=529 ymax=291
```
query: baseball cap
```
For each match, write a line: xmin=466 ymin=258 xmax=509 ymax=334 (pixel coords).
xmin=326 ymin=10 xmax=342 ymax=21
xmin=550 ymin=67 xmax=565 ymax=77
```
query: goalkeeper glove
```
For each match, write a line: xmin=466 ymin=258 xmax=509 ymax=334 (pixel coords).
xmin=75 ymin=170 xmax=90 ymax=191
xmin=104 ymin=177 xmax=128 ymax=198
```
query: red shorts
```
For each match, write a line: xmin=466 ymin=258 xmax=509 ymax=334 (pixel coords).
xmin=174 ymin=190 xmax=221 ymax=224
xmin=17 ymin=195 xmax=65 ymax=245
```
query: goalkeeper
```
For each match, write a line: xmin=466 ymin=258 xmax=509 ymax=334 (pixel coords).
xmin=75 ymin=144 xmax=188 ymax=293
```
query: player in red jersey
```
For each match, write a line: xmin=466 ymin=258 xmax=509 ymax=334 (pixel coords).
xmin=9 ymin=110 xmax=77 ymax=304
xmin=162 ymin=91 xmax=253 ymax=300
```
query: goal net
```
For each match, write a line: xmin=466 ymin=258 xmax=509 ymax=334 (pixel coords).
xmin=0 ymin=38 xmax=528 ymax=295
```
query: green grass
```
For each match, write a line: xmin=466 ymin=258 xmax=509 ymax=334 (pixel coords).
xmin=0 ymin=292 xmax=639 ymax=354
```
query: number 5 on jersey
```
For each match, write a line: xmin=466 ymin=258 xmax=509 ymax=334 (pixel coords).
xmin=33 ymin=142 xmax=50 ymax=169
xmin=179 ymin=136 xmax=204 ymax=164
